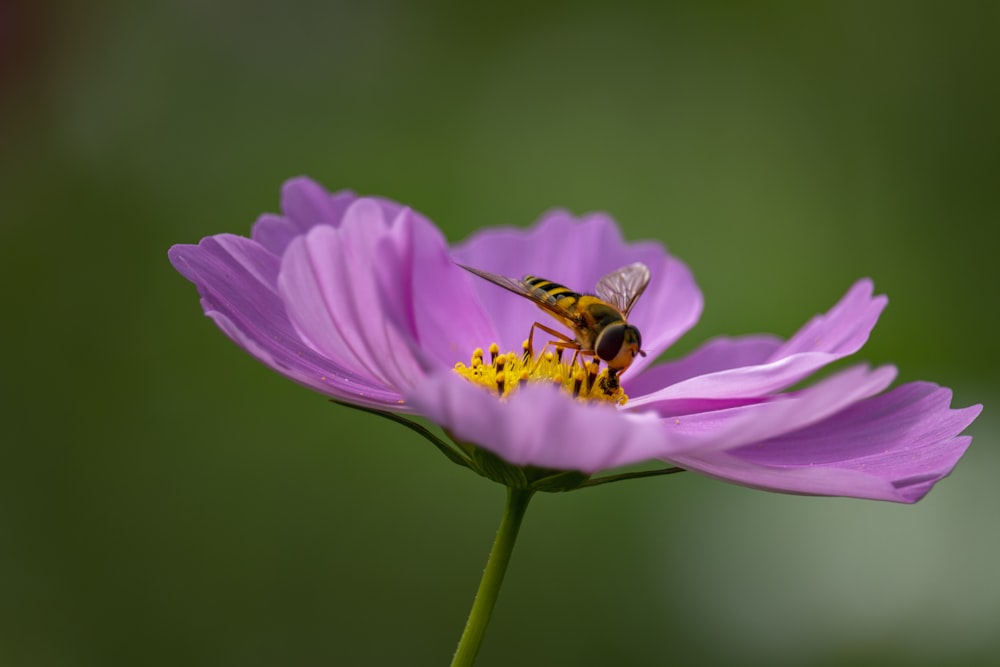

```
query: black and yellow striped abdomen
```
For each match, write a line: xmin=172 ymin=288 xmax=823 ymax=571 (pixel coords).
xmin=524 ymin=276 xmax=580 ymax=300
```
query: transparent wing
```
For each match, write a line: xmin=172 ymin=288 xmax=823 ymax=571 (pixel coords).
xmin=457 ymin=263 xmax=571 ymax=319
xmin=594 ymin=262 xmax=650 ymax=316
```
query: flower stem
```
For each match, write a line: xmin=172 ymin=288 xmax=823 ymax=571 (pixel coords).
xmin=451 ymin=487 xmax=534 ymax=667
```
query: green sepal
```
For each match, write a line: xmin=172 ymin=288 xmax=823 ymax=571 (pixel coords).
xmin=580 ymin=465 xmax=686 ymax=488
xmin=330 ymin=400 xmax=473 ymax=470
xmin=471 ymin=447 xmax=530 ymax=489
xmin=526 ymin=469 xmax=591 ymax=493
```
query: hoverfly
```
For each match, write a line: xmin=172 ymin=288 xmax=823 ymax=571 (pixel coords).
xmin=458 ymin=262 xmax=650 ymax=390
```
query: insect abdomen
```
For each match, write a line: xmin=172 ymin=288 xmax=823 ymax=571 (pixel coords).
xmin=524 ymin=276 xmax=582 ymax=309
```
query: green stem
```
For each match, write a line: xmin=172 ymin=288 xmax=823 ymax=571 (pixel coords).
xmin=451 ymin=487 xmax=534 ymax=667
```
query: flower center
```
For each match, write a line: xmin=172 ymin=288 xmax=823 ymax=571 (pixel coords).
xmin=454 ymin=342 xmax=628 ymax=405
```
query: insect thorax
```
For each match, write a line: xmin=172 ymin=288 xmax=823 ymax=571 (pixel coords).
xmin=574 ymin=297 xmax=626 ymax=347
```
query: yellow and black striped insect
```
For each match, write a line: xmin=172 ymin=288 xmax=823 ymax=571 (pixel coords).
xmin=458 ymin=262 xmax=650 ymax=389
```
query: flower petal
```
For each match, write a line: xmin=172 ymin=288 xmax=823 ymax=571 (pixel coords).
xmin=771 ymin=279 xmax=886 ymax=359
xmin=277 ymin=200 xmax=426 ymax=393
xmin=250 ymin=177 xmax=431 ymax=256
xmin=646 ymin=365 xmax=898 ymax=454
xmin=628 ymin=279 xmax=886 ymax=406
xmin=250 ymin=177 xmax=359 ymax=255
xmin=409 ymin=371 xmax=678 ymax=474
xmin=279 ymin=177 xmax=357 ymax=234
xmin=375 ymin=209 xmax=498 ymax=371
xmin=168 ymin=234 xmax=403 ymax=408
xmin=663 ymin=383 xmax=982 ymax=503
xmin=452 ymin=210 xmax=703 ymax=369
xmin=624 ymin=334 xmax=783 ymax=397
xmin=250 ymin=214 xmax=303 ymax=258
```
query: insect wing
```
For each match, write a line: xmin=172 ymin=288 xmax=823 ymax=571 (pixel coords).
xmin=594 ymin=262 xmax=650 ymax=316
xmin=457 ymin=263 xmax=577 ymax=322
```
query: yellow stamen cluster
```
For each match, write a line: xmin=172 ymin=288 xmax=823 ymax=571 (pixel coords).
xmin=454 ymin=342 xmax=627 ymax=406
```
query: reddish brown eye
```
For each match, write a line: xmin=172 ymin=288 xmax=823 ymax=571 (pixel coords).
xmin=595 ymin=325 xmax=626 ymax=362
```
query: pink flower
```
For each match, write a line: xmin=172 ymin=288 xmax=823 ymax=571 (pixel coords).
xmin=169 ymin=177 xmax=980 ymax=503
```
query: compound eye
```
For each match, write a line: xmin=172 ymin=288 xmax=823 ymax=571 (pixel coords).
xmin=595 ymin=325 xmax=626 ymax=362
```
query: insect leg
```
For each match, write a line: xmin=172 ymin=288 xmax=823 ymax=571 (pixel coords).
xmin=529 ymin=323 xmax=600 ymax=379
xmin=526 ymin=321 xmax=574 ymax=358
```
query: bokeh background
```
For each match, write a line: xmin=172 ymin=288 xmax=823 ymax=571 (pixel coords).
xmin=3 ymin=1 xmax=997 ymax=665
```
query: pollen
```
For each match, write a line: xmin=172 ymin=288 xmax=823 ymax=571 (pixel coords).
xmin=454 ymin=344 xmax=627 ymax=406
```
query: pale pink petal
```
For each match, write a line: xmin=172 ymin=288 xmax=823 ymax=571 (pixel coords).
xmin=251 ymin=178 xmax=359 ymax=255
xmin=629 ymin=280 xmax=886 ymax=406
xmin=650 ymin=365 xmax=898 ymax=454
xmin=250 ymin=213 xmax=303 ymax=258
xmin=277 ymin=200 xmax=425 ymax=392
xmin=624 ymin=335 xmax=783 ymax=397
xmin=375 ymin=211 xmax=498 ymax=371
xmin=664 ymin=383 xmax=982 ymax=503
xmin=409 ymin=371 xmax=677 ymax=474
xmin=168 ymin=235 xmax=404 ymax=408
xmin=279 ymin=176 xmax=357 ymax=233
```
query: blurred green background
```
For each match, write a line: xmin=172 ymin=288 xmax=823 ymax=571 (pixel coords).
xmin=2 ymin=1 xmax=997 ymax=665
